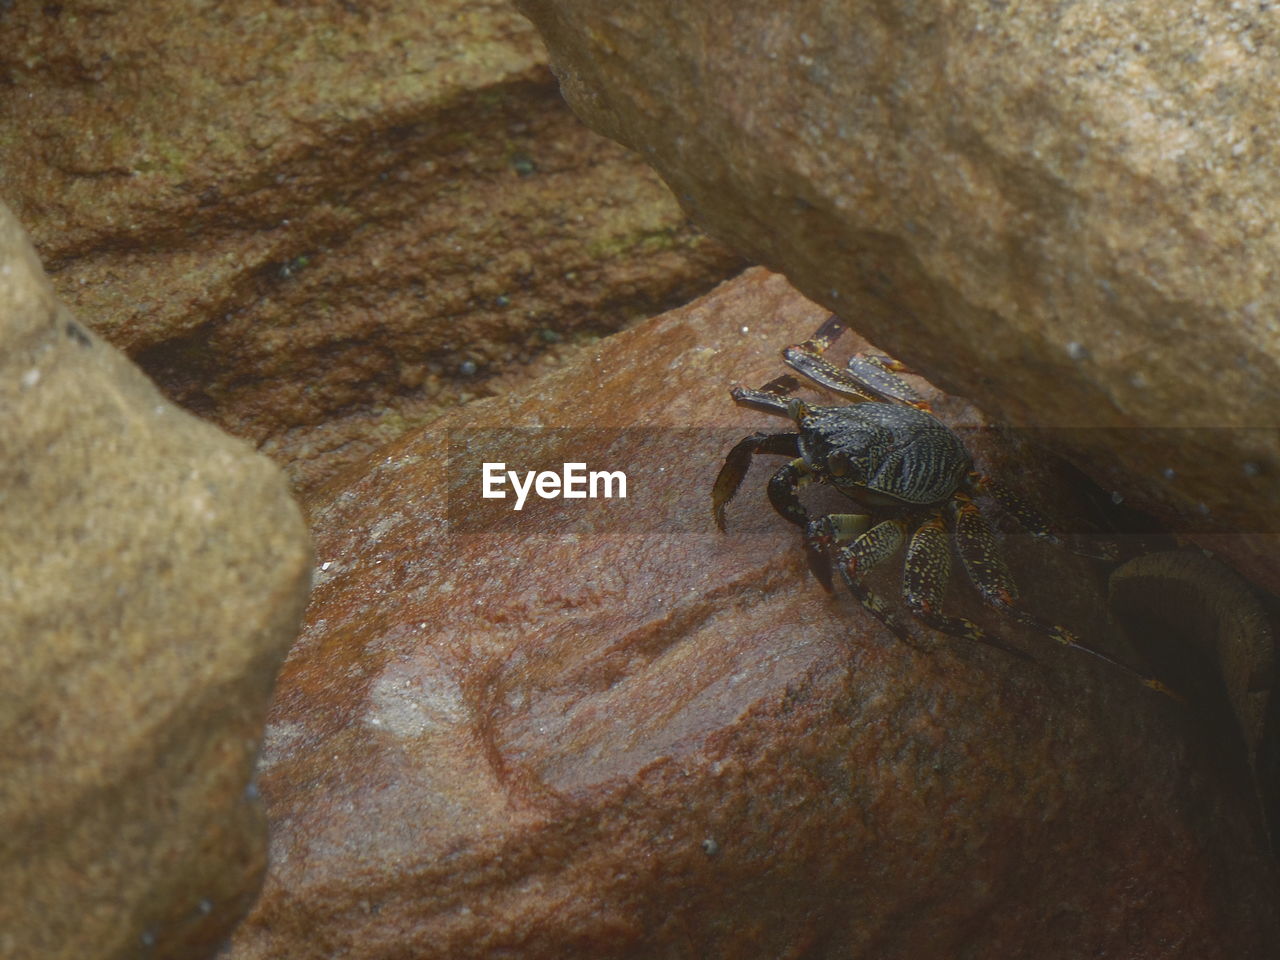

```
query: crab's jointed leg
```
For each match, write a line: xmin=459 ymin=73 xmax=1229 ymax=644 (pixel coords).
xmin=730 ymin=382 xmax=800 ymax=417
xmin=711 ymin=432 xmax=801 ymax=531
xmin=949 ymin=493 xmax=1182 ymax=700
xmin=803 ymin=513 xmax=871 ymax=592
xmin=968 ymin=471 xmax=1065 ymax=545
xmin=796 ymin=313 xmax=848 ymax=353
xmin=782 ymin=314 xmax=931 ymax=411
xmin=823 ymin=515 xmax=918 ymax=643
xmin=902 ymin=513 xmax=1032 ymax=661
xmin=967 ymin=471 xmax=1117 ymax=561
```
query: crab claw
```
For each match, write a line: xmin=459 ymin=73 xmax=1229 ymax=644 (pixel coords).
xmin=803 ymin=517 xmax=837 ymax=592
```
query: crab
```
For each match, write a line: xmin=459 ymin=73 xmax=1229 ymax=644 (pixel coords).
xmin=712 ymin=315 xmax=1177 ymax=699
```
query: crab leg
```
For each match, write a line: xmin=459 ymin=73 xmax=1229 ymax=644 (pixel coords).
xmin=797 ymin=313 xmax=848 ymax=352
xmin=968 ymin=472 xmax=1063 ymax=543
xmin=730 ymin=380 xmax=801 ymax=417
xmin=825 ymin=517 xmax=918 ymax=643
xmin=902 ymin=513 xmax=1032 ymax=661
xmin=711 ymin=432 xmax=801 ymax=531
xmin=782 ymin=314 xmax=931 ymax=410
xmin=949 ymin=493 xmax=1182 ymax=700
xmin=967 ymin=471 xmax=1116 ymax=561
xmin=803 ymin=513 xmax=870 ymax=591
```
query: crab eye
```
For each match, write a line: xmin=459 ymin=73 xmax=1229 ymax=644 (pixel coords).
xmin=828 ymin=452 xmax=849 ymax=477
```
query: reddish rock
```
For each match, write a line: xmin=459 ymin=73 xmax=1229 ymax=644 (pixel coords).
xmin=515 ymin=0 xmax=1280 ymax=595
xmin=1 ymin=0 xmax=743 ymax=496
xmin=227 ymin=270 xmax=1278 ymax=959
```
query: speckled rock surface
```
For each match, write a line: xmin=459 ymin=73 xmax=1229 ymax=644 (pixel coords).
xmin=515 ymin=0 xmax=1280 ymax=593
xmin=0 ymin=203 xmax=311 ymax=960
xmin=226 ymin=269 xmax=1278 ymax=960
xmin=0 ymin=0 xmax=743 ymax=495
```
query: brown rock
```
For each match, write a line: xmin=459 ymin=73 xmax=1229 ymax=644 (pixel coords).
xmin=0 ymin=203 xmax=311 ymax=960
xmin=1110 ymin=551 xmax=1277 ymax=823
xmin=515 ymin=0 xmax=1280 ymax=593
xmin=227 ymin=269 xmax=1278 ymax=959
xmin=1 ymin=0 xmax=744 ymax=496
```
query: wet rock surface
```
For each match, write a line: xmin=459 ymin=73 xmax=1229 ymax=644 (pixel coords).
xmin=1 ymin=0 xmax=744 ymax=496
xmin=226 ymin=270 xmax=1278 ymax=960
xmin=0 ymin=201 xmax=312 ymax=960
xmin=516 ymin=0 xmax=1280 ymax=593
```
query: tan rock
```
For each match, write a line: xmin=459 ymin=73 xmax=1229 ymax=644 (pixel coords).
xmin=0 ymin=202 xmax=311 ymax=960
xmin=227 ymin=269 xmax=1278 ymax=960
xmin=516 ymin=0 xmax=1280 ymax=593
xmin=0 ymin=0 xmax=743 ymax=496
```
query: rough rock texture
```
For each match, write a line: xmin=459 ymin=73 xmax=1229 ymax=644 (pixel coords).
xmin=515 ymin=0 xmax=1280 ymax=593
xmin=0 ymin=203 xmax=311 ymax=959
xmin=226 ymin=270 xmax=1278 ymax=960
xmin=0 ymin=0 xmax=744 ymax=495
